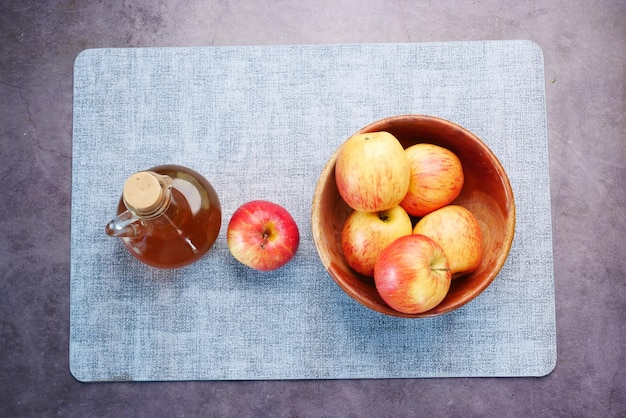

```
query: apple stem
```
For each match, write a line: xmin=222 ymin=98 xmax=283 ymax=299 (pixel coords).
xmin=260 ymin=231 xmax=270 ymax=249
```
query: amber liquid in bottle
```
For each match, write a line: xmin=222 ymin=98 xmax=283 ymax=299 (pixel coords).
xmin=114 ymin=165 xmax=222 ymax=269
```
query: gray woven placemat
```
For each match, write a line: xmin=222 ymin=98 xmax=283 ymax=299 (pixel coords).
xmin=70 ymin=41 xmax=556 ymax=381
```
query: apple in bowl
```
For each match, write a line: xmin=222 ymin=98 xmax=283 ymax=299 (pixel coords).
xmin=341 ymin=205 xmax=413 ymax=277
xmin=335 ymin=131 xmax=410 ymax=212
xmin=401 ymin=143 xmax=464 ymax=217
xmin=413 ymin=205 xmax=483 ymax=279
xmin=374 ymin=234 xmax=452 ymax=314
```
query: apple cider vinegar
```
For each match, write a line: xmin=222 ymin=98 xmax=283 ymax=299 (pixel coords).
xmin=106 ymin=165 xmax=221 ymax=269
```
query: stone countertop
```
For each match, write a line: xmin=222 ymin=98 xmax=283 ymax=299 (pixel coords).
xmin=1 ymin=0 xmax=624 ymax=416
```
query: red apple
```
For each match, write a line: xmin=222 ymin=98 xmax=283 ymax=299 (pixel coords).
xmin=341 ymin=205 xmax=413 ymax=277
xmin=335 ymin=131 xmax=410 ymax=212
xmin=227 ymin=200 xmax=300 ymax=271
xmin=374 ymin=234 xmax=451 ymax=314
xmin=400 ymin=143 xmax=464 ymax=217
xmin=413 ymin=205 xmax=482 ymax=279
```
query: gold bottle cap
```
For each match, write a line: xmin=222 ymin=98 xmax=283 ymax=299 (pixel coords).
xmin=123 ymin=171 xmax=164 ymax=215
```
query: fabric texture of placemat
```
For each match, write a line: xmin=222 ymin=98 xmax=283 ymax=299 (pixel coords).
xmin=70 ymin=41 xmax=556 ymax=382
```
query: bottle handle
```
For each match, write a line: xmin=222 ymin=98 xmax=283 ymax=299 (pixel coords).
xmin=105 ymin=210 xmax=144 ymax=238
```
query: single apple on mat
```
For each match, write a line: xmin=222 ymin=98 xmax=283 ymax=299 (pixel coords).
xmin=374 ymin=234 xmax=451 ymax=314
xmin=335 ymin=131 xmax=410 ymax=212
xmin=413 ymin=204 xmax=483 ymax=279
xmin=341 ymin=205 xmax=413 ymax=277
xmin=400 ymin=143 xmax=464 ymax=217
xmin=227 ymin=200 xmax=300 ymax=271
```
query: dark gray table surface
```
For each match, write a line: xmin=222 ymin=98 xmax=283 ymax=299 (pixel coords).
xmin=1 ymin=1 xmax=624 ymax=416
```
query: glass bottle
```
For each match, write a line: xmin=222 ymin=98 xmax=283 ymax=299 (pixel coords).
xmin=105 ymin=164 xmax=221 ymax=269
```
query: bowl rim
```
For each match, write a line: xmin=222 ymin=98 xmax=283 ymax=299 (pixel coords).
xmin=311 ymin=114 xmax=516 ymax=318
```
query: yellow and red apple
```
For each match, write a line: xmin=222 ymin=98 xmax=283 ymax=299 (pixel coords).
xmin=341 ymin=205 xmax=413 ymax=277
xmin=413 ymin=204 xmax=482 ymax=279
xmin=335 ymin=131 xmax=410 ymax=212
xmin=374 ymin=234 xmax=451 ymax=314
xmin=227 ymin=200 xmax=300 ymax=271
xmin=400 ymin=143 xmax=464 ymax=217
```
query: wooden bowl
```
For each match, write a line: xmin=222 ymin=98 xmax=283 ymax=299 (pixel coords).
xmin=311 ymin=115 xmax=516 ymax=317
